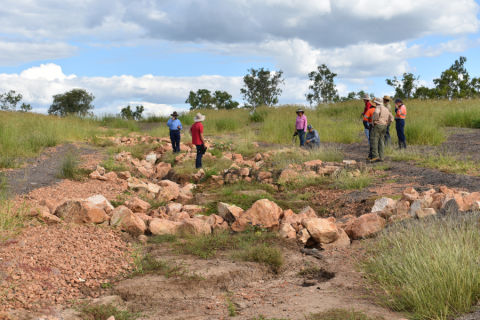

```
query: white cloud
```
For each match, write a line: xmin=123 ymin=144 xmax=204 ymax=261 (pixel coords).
xmin=0 ymin=41 xmax=76 ymax=66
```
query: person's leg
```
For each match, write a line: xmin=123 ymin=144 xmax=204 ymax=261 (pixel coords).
xmin=363 ymin=121 xmax=370 ymax=142
xmin=385 ymin=125 xmax=391 ymax=146
xmin=395 ymin=120 xmax=401 ymax=149
xmin=399 ymin=120 xmax=406 ymax=149
xmin=370 ymin=126 xmax=380 ymax=159
xmin=378 ymin=125 xmax=387 ymax=160
xmin=368 ymin=126 xmax=373 ymax=159
xmin=195 ymin=145 xmax=203 ymax=168
xmin=169 ymin=130 xmax=176 ymax=152
xmin=174 ymin=130 xmax=181 ymax=152
xmin=298 ymin=130 xmax=305 ymax=146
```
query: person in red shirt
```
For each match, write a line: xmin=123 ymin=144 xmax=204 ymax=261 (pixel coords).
xmin=191 ymin=113 xmax=206 ymax=169
xmin=361 ymin=94 xmax=373 ymax=142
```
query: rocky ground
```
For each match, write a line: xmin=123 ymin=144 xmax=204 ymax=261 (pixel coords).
xmin=0 ymin=131 xmax=479 ymax=320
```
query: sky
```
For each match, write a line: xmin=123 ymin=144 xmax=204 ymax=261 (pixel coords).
xmin=0 ymin=0 xmax=480 ymax=116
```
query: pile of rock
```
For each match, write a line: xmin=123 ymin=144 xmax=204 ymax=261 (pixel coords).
xmin=89 ymin=165 xmax=118 ymax=181
xmin=110 ymin=135 xmax=168 ymax=146
xmin=371 ymin=186 xmax=480 ymax=223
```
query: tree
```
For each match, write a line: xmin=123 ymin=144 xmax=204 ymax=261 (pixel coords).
xmin=213 ymin=90 xmax=239 ymax=109
xmin=120 ymin=105 xmax=144 ymax=120
xmin=306 ymin=64 xmax=338 ymax=105
xmin=240 ymin=68 xmax=284 ymax=109
xmin=185 ymin=89 xmax=215 ymax=110
xmin=0 ymin=90 xmax=23 ymax=111
xmin=19 ymin=103 xmax=32 ymax=112
xmin=48 ymin=89 xmax=94 ymax=116
xmin=433 ymin=56 xmax=473 ymax=99
xmin=386 ymin=72 xmax=419 ymax=99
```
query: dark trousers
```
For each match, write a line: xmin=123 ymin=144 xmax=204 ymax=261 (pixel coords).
xmin=195 ymin=145 xmax=205 ymax=168
xmin=385 ymin=125 xmax=391 ymax=146
xmin=396 ymin=119 xmax=406 ymax=149
xmin=297 ymin=129 xmax=306 ymax=147
xmin=368 ymin=125 xmax=373 ymax=158
xmin=170 ymin=130 xmax=181 ymax=153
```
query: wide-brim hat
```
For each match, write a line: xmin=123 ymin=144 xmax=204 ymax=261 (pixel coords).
xmin=383 ymin=95 xmax=392 ymax=101
xmin=171 ymin=111 xmax=179 ymax=117
xmin=194 ymin=113 xmax=206 ymax=122
xmin=296 ymin=109 xmax=304 ymax=114
xmin=363 ymin=94 xmax=370 ymax=100
xmin=373 ymin=97 xmax=383 ymax=106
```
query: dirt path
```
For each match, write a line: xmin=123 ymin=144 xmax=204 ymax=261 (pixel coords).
xmin=2 ymin=144 xmax=103 ymax=196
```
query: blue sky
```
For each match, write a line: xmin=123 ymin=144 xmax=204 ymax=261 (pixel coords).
xmin=0 ymin=0 xmax=479 ymax=115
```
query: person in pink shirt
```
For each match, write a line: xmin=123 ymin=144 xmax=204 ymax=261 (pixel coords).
xmin=294 ymin=109 xmax=308 ymax=147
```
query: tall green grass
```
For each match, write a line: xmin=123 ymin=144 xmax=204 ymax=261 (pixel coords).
xmin=441 ymin=109 xmax=480 ymax=128
xmin=363 ymin=214 xmax=480 ymax=320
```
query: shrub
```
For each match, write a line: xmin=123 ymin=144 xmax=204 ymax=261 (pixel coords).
xmin=249 ymin=110 xmax=267 ymax=122
xmin=233 ymin=244 xmax=283 ymax=273
xmin=363 ymin=214 xmax=480 ymax=320
xmin=80 ymin=304 xmax=138 ymax=320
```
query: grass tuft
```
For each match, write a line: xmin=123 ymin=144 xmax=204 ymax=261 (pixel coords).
xmin=58 ymin=153 xmax=90 ymax=180
xmin=233 ymin=244 xmax=283 ymax=273
xmin=79 ymin=303 xmax=138 ymax=320
xmin=363 ymin=214 xmax=480 ymax=320
xmin=307 ymin=309 xmax=384 ymax=320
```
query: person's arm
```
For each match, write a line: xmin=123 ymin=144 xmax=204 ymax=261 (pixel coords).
xmin=178 ymin=120 xmax=182 ymax=130
xmin=200 ymin=124 xmax=205 ymax=144
xmin=303 ymin=116 xmax=308 ymax=132
xmin=314 ymin=130 xmax=320 ymax=143
xmin=167 ymin=118 xmax=172 ymax=127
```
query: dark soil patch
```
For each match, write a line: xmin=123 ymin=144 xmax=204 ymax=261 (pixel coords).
xmin=444 ymin=128 xmax=480 ymax=161
xmin=3 ymin=144 xmax=102 ymax=196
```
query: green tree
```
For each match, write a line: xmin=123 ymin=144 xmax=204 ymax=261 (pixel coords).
xmin=213 ymin=90 xmax=239 ymax=109
xmin=433 ymin=56 xmax=473 ymax=99
xmin=240 ymin=68 xmax=284 ymax=109
xmin=48 ymin=89 xmax=94 ymax=117
xmin=185 ymin=89 xmax=215 ymax=110
xmin=120 ymin=105 xmax=144 ymax=120
xmin=413 ymin=86 xmax=437 ymax=100
xmin=306 ymin=64 xmax=338 ymax=105
xmin=386 ymin=72 xmax=419 ymax=99
xmin=0 ymin=90 xmax=23 ymax=111
xmin=19 ymin=103 xmax=32 ymax=112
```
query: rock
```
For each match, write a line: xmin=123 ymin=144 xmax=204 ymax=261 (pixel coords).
xmin=117 ymin=171 xmax=132 ymax=180
xmin=317 ymin=165 xmax=340 ymax=176
xmin=322 ymin=228 xmax=351 ymax=250
xmin=297 ymin=228 xmax=311 ymax=245
xmin=344 ymin=213 xmax=386 ymax=240
xmin=257 ymin=171 xmax=272 ymax=181
xmin=157 ymin=180 xmax=180 ymax=202
xmin=110 ymin=206 xmax=146 ymax=236
xmin=278 ymin=169 xmax=299 ymax=183
xmin=472 ymin=201 xmax=480 ymax=211
xmin=217 ymin=202 xmax=244 ymax=223
xmin=193 ymin=169 xmax=205 ymax=181
xmin=371 ymin=197 xmax=396 ymax=214
xmin=231 ymin=199 xmax=283 ymax=232
xmin=254 ymin=153 xmax=263 ymax=162
xmin=440 ymin=185 xmax=454 ymax=196
xmin=281 ymin=209 xmax=302 ymax=230
xmin=40 ymin=211 xmax=63 ymax=224
xmin=89 ymin=170 xmax=106 ymax=181
xmin=86 ymin=194 xmax=114 ymax=213
xmin=342 ymin=160 xmax=357 ymax=166
xmin=126 ymin=197 xmax=151 ymax=213
xmin=303 ymin=160 xmax=323 ymax=171
xmin=409 ymin=200 xmax=426 ymax=218
xmin=149 ymin=218 xmax=180 ymax=235
xmin=166 ymin=202 xmax=183 ymax=215
xmin=54 ymin=200 xmax=109 ymax=224
xmin=127 ymin=177 xmax=148 ymax=192
xmin=279 ymin=223 xmax=296 ymax=239
xmin=178 ymin=218 xmax=212 ymax=235
xmin=463 ymin=192 xmax=480 ymax=211
xmin=96 ymin=165 xmax=106 ymax=175
xmin=91 ymin=295 xmax=124 ymax=308
xmin=416 ymin=208 xmax=437 ymax=219
xmin=298 ymin=206 xmax=317 ymax=220
xmin=147 ymin=183 xmax=161 ymax=194
xmin=402 ymin=187 xmax=419 ymax=201
xmin=145 ymin=153 xmax=157 ymax=164
xmin=104 ymin=171 xmax=118 ymax=181
xmin=138 ymin=235 xmax=148 ymax=244
xmin=205 ymin=214 xmax=229 ymax=232
xmin=107 ymin=316 xmax=115 ymax=320
xmin=302 ymin=218 xmax=339 ymax=244
xmin=441 ymin=198 xmax=459 ymax=216
xmin=39 ymin=199 xmax=56 ymax=213
xmin=137 ymin=166 xmax=154 ymax=178
xmin=183 ymin=205 xmax=204 ymax=216
xmin=155 ymin=162 xmax=172 ymax=179
xmin=239 ymin=167 xmax=250 ymax=177
xmin=431 ymin=193 xmax=446 ymax=210
xmin=169 ymin=211 xmax=190 ymax=222
xmin=394 ymin=200 xmax=410 ymax=216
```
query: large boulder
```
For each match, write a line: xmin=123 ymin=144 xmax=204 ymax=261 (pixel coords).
xmin=303 ymin=160 xmax=323 ymax=171
xmin=279 ymin=222 xmax=296 ymax=239
xmin=125 ymin=197 xmax=151 ymax=213
xmin=344 ymin=213 xmax=386 ymax=240
xmin=178 ymin=218 xmax=212 ymax=235
xmin=402 ymin=187 xmax=419 ymax=201
xmin=217 ymin=202 xmax=244 ymax=223
xmin=297 ymin=228 xmax=311 ymax=245
xmin=110 ymin=206 xmax=146 ymax=236
xmin=278 ymin=169 xmax=299 ymax=184
xmin=205 ymin=214 xmax=229 ymax=232
xmin=462 ymin=192 xmax=480 ymax=211
xmin=371 ymin=197 xmax=396 ymax=214
xmin=178 ymin=184 xmax=195 ymax=204
xmin=155 ymin=162 xmax=172 ymax=180
xmin=302 ymin=218 xmax=339 ymax=244
xmin=231 ymin=199 xmax=283 ymax=232
xmin=86 ymin=195 xmax=114 ymax=214
xmin=157 ymin=180 xmax=180 ymax=202
xmin=322 ymin=228 xmax=351 ymax=250
xmin=54 ymin=200 xmax=109 ymax=224
xmin=149 ymin=218 xmax=181 ymax=235
xmin=166 ymin=202 xmax=183 ymax=215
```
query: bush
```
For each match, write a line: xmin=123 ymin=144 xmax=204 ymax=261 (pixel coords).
xmin=249 ymin=110 xmax=267 ymax=122
xmin=233 ymin=244 xmax=283 ymax=273
xmin=363 ymin=214 xmax=480 ymax=320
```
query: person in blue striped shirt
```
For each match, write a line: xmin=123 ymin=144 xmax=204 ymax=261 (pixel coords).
xmin=167 ymin=111 xmax=183 ymax=153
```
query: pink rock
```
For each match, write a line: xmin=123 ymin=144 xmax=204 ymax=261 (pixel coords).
xmin=110 ymin=206 xmax=146 ymax=236
xmin=231 ymin=199 xmax=283 ymax=232
xmin=302 ymin=218 xmax=339 ymax=244
xmin=344 ymin=213 xmax=386 ymax=240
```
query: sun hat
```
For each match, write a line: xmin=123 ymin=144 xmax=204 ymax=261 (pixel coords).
xmin=373 ymin=97 xmax=383 ymax=106
xmin=296 ymin=109 xmax=304 ymax=114
xmin=383 ymin=95 xmax=392 ymax=101
xmin=194 ymin=113 xmax=206 ymax=122
xmin=363 ymin=94 xmax=370 ymax=100
xmin=171 ymin=111 xmax=179 ymax=117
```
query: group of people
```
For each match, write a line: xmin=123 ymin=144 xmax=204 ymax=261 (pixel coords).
xmin=167 ymin=111 xmax=207 ymax=169
xmin=362 ymin=94 xmax=407 ymax=162
xmin=166 ymin=97 xmax=407 ymax=168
